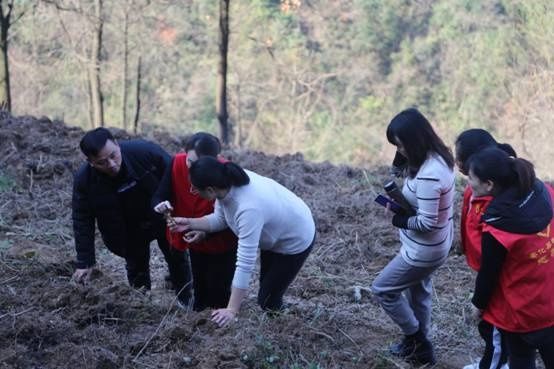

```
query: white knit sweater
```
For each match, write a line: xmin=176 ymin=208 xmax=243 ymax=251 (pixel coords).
xmin=205 ymin=170 xmax=315 ymax=289
xmin=399 ymin=154 xmax=456 ymax=267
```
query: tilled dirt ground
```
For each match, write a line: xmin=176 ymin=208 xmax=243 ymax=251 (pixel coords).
xmin=0 ymin=115 xmax=490 ymax=368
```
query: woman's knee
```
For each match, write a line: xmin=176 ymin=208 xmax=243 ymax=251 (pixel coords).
xmin=372 ymin=283 xmax=400 ymax=304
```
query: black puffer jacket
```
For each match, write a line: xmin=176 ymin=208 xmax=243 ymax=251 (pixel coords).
xmin=482 ymin=179 xmax=552 ymax=234
xmin=72 ymin=140 xmax=171 ymax=268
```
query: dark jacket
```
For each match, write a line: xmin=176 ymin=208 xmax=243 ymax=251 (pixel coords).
xmin=482 ymin=179 xmax=552 ymax=234
xmin=72 ymin=140 xmax=171 ymax=268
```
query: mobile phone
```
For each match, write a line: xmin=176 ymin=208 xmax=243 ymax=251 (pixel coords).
xmin=374 ymin=194 xmax=404 ymax=214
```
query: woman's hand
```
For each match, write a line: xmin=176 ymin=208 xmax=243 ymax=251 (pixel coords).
xmin=183 ymin=230 xmax=206 ymax=244
xmin=211 ymin=308 xmax=237 ymax=327
xmin=383 ymin=203 xmax=395 ymax=218
xmin=169 ymin=217 xmax=192 ymax=233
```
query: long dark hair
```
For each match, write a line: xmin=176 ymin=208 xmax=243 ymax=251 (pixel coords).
xmin=189 ymin=156 xmax=250 ymax=190
xmin=386 ymin=108 xmax=454 ymax=175
xmin=455 ymin=129 xmax=516 ymax=174
xmin=468 ymin=148 xmax=535 ymax=197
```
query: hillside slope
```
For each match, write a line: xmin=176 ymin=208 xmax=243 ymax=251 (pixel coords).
xmin=0 ymin=115 xmax=485 ymax=369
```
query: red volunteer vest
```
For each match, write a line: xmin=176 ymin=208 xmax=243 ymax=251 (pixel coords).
xmin=461 ymin=186 xmax=493 ymax=271
xmin=481 ymin=185 xmax=554 ymax=333
xmin=167 ymin=153 xmax=237 ymax=253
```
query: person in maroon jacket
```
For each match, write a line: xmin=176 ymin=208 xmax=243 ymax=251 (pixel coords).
xmin=467 ymin=148 xmax=554 ymax=369
xmin=152 ymin=133 xmax=237 ymax=311
xmin=455 ymin=129 xmax=516 ymax=369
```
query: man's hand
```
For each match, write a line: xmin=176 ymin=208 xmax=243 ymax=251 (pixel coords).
xmin=154 ymin=201 xmax=173 ymax=214
xmin=72 ymin=267 xmax=93 ymax=284
xmin=183 ymin=231 xmax=206 ymax=244
xmin=211 ymin=308 xmax=237 ymax=327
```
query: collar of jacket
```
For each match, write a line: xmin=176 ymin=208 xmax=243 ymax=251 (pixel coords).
xmin=482 ymin=180 xmax=553 ymax=234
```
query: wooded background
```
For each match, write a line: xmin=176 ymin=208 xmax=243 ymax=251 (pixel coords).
xmin=3 ymin=0 xmax=554 ymax=176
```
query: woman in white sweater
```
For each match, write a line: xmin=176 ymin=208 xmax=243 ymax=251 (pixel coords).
xmin=371 ymin=108 xmax=456 ymax=366
xmin=170 ymin=157 xmax=316 ymax=326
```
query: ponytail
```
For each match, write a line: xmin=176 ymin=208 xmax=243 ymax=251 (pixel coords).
xmin=510 ymin=157 xmax=535 ymax=196
xmin=468 ymin=148 xmax=535 ymax=197
xmin=189 ymin=156 xmax=250 ymax=190
xmin=496 ymin=143 xmax=517 ymax=158
xmin=222 ymin=162 xmax=250 ymax=186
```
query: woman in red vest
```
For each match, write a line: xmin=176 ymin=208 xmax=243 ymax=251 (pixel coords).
xmin=467 ymin=147 xmax=554 ymax=369
xmin=455 ymin=129 xmax=516 ymax=369
xmin=152 ymin=133 xmax=237 ymax=311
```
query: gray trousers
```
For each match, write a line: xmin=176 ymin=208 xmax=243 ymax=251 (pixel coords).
xmin=371 ymin=254 xmax=440 ymax=336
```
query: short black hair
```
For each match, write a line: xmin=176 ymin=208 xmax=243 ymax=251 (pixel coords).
xmin=184 ymin=132 xmax=221 ymax=158
xmin=79 ymin=127 xmax=115 ymax=157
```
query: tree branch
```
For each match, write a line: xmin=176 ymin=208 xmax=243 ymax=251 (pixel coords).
xmin=6 ymin=0 xmax=14 ymax=20
xmin=41 ymin=0 xmax=83 ymax=15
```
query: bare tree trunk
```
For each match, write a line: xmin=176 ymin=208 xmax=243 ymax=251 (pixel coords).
xmin=89 ymin=0 xmax=104 ymax=127
xmin=86 ymin=75 xmax=94 ymax=128
xmin=0 ymin=0 xmax=13 ymax=111
xmin=133 ymin=56 xmax=142 ymax=135
xmin=216 ymin=0 xmax=230 ymax=145
xmin=121 ymin=5 xmax=129 ymax=130
xmin=233 ymin=78 xmax=242 ymax=148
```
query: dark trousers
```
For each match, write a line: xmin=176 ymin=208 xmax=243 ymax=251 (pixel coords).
xmin=189 ymin=248 xmax=237 ymax=311
xmin=501 ymin=325 xmax=554 ymax=369
xmin=257 ymin=243 xmax=313 ymax=311
xmin=125 ymin=232 xmax=192 ymax=303
xmin=478 ymin=320 xmax=509 ymax=369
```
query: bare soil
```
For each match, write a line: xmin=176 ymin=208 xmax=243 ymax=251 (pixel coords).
xmin=0 ymin=115 xmax=486 ymax=369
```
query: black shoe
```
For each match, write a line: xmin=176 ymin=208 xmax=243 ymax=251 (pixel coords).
xmin=390 ymin=336 xmax=416 ymax=358
xmin=390 ymin=331 xmax=436 ymax=366
xmin=407 ymin=331 xmax=436 ymax=366
xmin=408 ymin=338 xmax=436 ymax=366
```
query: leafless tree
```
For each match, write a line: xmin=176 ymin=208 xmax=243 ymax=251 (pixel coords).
xmin=88 ymin=0 xmax=104 ymax=127
xmin=133 ymin=56 xmax=142 ymax=135
xmin=0 ymin=0 xmax=29 ymax=111
xmin=216 ymin=0 xmax=230 ymax=145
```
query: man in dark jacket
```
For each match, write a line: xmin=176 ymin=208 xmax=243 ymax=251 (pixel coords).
xmin=71 ymin=127 xmax=192 ymax=307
